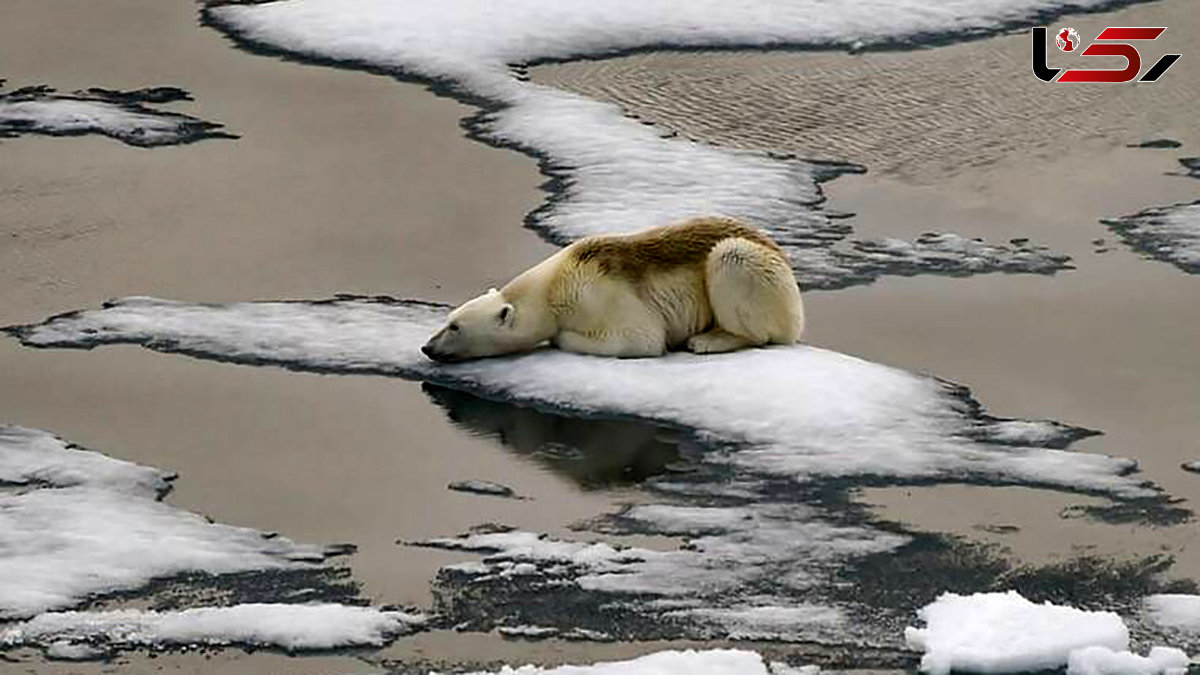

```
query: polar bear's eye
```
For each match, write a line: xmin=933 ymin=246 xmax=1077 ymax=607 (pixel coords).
xmin=448 ymin=323 xmax=460 ymax=332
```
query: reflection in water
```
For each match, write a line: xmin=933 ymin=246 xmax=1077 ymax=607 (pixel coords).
xmin=421 ymin=383 xmax=686 ymax=488
xmin=417 ymin=383 xmax=1194 ymax=656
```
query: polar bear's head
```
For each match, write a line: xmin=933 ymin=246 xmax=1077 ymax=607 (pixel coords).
xmin=422 ymin=289 xmax=524 ymax=362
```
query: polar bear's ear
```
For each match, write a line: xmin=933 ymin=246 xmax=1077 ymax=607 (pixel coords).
xmin=488 ymin=287 xmax=499 ymax=295
xmin=497 ymin=304 xmax=514 ymax=326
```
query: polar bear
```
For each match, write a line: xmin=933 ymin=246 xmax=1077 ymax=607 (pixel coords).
xmin=421 ymin=216 xmax=804 ymax=362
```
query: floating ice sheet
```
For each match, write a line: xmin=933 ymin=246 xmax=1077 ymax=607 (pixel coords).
xmin=0 ymin=604 xmax=424 ymax=655
xmin=0 ymin=82 xmax=233 ymax=147
xmin=421 ymin=516 xmax=887 ymax=642
xmin=1178 ymin=158 xmax=1200 ymax=179
xmin=1145 ymin=595 xmax=1200 ymax=635
xmin=459 ymin=649 xmax=783 ymax=675
xmin=449 ymin=479 xmax=522 ymax=499
xmin=203 ymin=0 xmax=1089 ymax=289
xmin=1128 ymin=139 xmax=1184 ymax=150
xmin=0 ymin=426 xmax=333 ymax=619
xmin=420 ymin=510 xmax=892 ymax=642
xmin=6 ymin=296 xmax=1149 ymax=495
xmin=1103 ymin=201 xmax=1200 ymax=274
xmin=1066 ymin=646 xmax=1190 ymax=675
xmin=905 ymin=591 xmax=1131 ymax=675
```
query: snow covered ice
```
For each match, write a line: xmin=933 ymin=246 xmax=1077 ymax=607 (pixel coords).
xmin=0 ymin=425 xmax=336 ymax=619
xmin=1145 ymin=595 xmax=1200 ymax=635
xmin=202 ymin=0 xmax=1089 ymax=289
xmin=906 ymin=591 xmax=1195 ymax=675
xmin=420 ymin=512 xmax=893 ymax=641
xmin=455 ymin=649 xmax=796 ymax=675
xmin=1103 ymin=201 xmax=1200 ymax=274
xmin=6 ymin=296 xmax=1152 ymax=494
xmin=905 ymin=591 xmax=1131 ymax=675
xmin=1066 ymin=646 xmax=1190 ymax=675
xmin=0 ymin=82 xmax=232 ymax=147
xmin=449 ymin=479 xmax=522 ymax=498
xmin=0 ymin=604 xmax=424 ymax=654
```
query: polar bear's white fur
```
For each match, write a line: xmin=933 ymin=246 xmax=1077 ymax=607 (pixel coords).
xmin=421 ymin=217 xmax=804 ymax=361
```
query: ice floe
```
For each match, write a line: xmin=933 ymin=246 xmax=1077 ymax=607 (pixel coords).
xmin=904 ymin=591 xmax=1131 ymax=675
xmin=0 ymin=603 xmax=424 ymax=655
xmin=420 ymin=507 xmax=894 ymax=643
xmin=458 ymin=649 xmax=785 ymax=675
xmin=1146 ymin=595 xmax=1200 ymax=635
xmin=1102 ymin=201 xmax=1200 ymax=274
xmin=1128 ymin=139 xmax=1183 ymax=150
xmin=1178 ymin=158 xmax=1200 ymax=179
xmin=6 ymin=296 xmax=1150 ymax=495
xmin=0 ymin=425 xmax=335 ymax=619
xmin=420 ymin=511 xmax=895 ymax=638
xmin=204 ymin=0 xmax=1087 ymax=289
xmin=0 ymin=82 xmax=233 ymax=147
xmin=43 ymin=641 xmax=110 ymax=661
xmin=449 ymin=479 xmax=523 ymax=499
xmin=1067 ymin=646 xmax=1190 ymax=675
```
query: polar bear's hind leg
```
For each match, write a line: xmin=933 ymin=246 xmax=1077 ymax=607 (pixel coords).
xmin=688 ymin=237 xmax=804 ymax=354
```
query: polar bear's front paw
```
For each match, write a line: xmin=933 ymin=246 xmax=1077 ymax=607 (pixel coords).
xmin=687 ymin=330 xmax=752 ymax=354
xmin=686 ymin=333 xmax=719 ymax=354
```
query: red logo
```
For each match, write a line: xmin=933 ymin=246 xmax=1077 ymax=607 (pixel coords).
xmin=1056 ymin=27 xmax=1080 ymax=52
xmin=1033 ymin=26 xmax=1181 ymax=83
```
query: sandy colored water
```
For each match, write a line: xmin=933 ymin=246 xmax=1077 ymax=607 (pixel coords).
xmin=0 ymin=1 xmax=556 ymax=316
xmin=2 ymin=0 xmax=1200 ymax=671
xmin=533 ymin=0 xmax=1199 ymax=184
xmin=0 ymin=0 xmax=635 ymax=671
xmin=533 ymin=0 xmax=1200 ymax=578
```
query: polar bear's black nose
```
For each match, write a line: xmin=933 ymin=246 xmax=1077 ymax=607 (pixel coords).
xmin=422 ymin=343 xmax=458 ymax=362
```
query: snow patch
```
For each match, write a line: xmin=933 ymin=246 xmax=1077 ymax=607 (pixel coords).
xmin=1066 ymin=646 xmax=1190 ymax=675
xmin=0 ymin=424 xmax=170 ymax=495
xmin=458 ymin=649 xmax=777 ymax=675
xmin=905 ymin=591 xmax=1129 ymax=675
xmin=1146 ymin=595 xmax=1200 ymax=635
xmin=421 ymin=502 xmax=889 ymax=641
xmin=0 ymin=426 xmax=331 ymax=619
xmin=449 ymin=479 xmax=522 ymax=499
xmin=0 ymin=83 xmax=232 ymax=147
xmin=497 ymin=625 xmax=561 ymax=639
xmin=44 ymin=641 xmax=110 ymax=661
xmin=1103 ymin=201 xmax=1200 ymax=274
xmin=0 ymin=604 xmax=424 ymax=653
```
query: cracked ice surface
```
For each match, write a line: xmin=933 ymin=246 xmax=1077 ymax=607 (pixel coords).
xmin=0 ymin=425 xmax=332 ymax=619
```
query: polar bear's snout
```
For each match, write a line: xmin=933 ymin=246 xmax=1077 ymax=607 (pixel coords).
xmin=420 ymin=340 xmax=441 ymax=361
xmin=421 ymin=331 xmax=461 ymax=363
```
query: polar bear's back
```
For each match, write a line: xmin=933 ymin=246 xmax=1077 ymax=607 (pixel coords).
xmin=567 ymin=216 xmax=783 ymax=281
